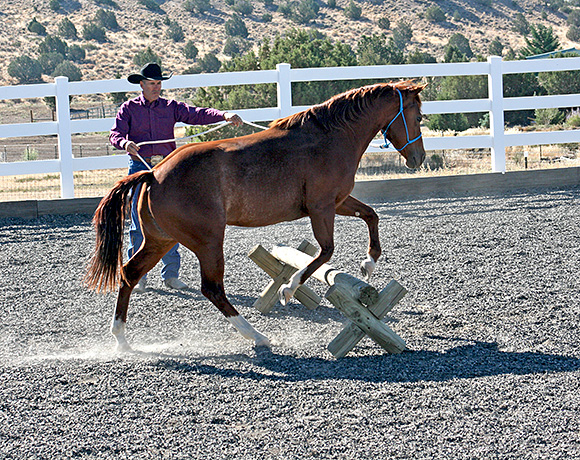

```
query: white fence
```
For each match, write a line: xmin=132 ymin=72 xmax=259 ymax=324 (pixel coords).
xmin=1 ymin=56 xmax=580 ymax=198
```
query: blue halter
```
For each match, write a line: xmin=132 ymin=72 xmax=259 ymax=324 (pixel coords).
xmin=380 ymin=88 xmax=422 ymax=151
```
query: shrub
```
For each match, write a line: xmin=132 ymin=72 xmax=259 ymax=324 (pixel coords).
xmin=8 ymin=56 xmax=43 ymax=84
xmin=447 ymin=33 xmax=473 ymax=58
xmin=183 ymin=41 xmax=199 ymax=60
xmin=57 ymin=18 xmax=78 ymax=39
xmin=568 ymin=9 xmax=580 ymax=26
xmin=38 ymin=35 xmax=68 ymax=56
xmin=22 ymin=147 xmax=39 ymax=161
xmin=262 ymin=12 xmax=273 ymax=21
xmin=232 ymin=0 xmax=253 ymax=15
xmin=138 ymin=0 xmax=164 ymax=13
xmin=534 ymin=107 xmax=565 ymax=125
xmin=185 ymin=53 xmax=221 ymax=74
xmin=377 ymin=16 xmax=390 ymax=30
xmin=166 ymin=21 xmax=185 ymax=42
xmin=95 ymin=9 xmax=119 ymax=30
xmin=184 ymin=0 xmax=211 ymax=15
xmin=49 ymin=0 xmax=61 ymax=12
xmin=223 ymin=37 xmax=248 ymax=56
xmin=567 ymin=25 xmax=580 ymax=42
xmin=392 ymin=20 xmax=412 ymax=48
xmin=489 ymin=37 xmax=504 ymax=56
xmin=225 ymin=14 xmax=248 ymax=38
xmin=133 ymin=47 xmax=162 ymax=67
xmin=566 ymin=109 xmax=580 ymax=127
xmin=95 ymin=0 xmax=119 ymax=7
xmin=343 ymin=0 xmax=362 ymax=20
xmin=512 ymin=12 xmax=530 ymax=35
xmin=426 ymin=113 xmax=470 ymax=132
xmin=83 ymin=23 xmax=108 ymax=42
xmin=327 ymin=0 xmax=337 ymax=7
xmin=52 ymin=61 xmax=82 ymax=81
xmin=67 ymin=45 xmax=86 ymax=62
xmin=425 ymin=5 xmax=445 ymax=22
xmin=38 ymin=52 xmax=65 ymax=74
xmin=27 ymin=18 xmax=47 ymax=36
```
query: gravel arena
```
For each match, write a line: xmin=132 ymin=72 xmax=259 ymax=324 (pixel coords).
xmin=1 ymin=185 xmax=580 ymax=459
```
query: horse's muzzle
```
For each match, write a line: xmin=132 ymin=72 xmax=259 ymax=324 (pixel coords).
xmin=405 ymin=150 xmax=426 ymax=169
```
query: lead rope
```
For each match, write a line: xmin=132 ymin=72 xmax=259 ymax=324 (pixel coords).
xmin=133 ymin=119 xmax=269 ymax=170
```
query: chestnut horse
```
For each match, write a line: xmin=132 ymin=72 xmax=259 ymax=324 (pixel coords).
xmin=85 ymin=80 xmax=426 ymax=351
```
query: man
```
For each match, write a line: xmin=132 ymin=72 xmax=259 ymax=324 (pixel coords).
xmin=109 ymin=62 xmax=242 ymax=293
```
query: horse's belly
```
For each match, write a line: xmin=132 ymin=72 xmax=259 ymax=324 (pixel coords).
xmin=225 ymin=197 xmax=306 ymax=227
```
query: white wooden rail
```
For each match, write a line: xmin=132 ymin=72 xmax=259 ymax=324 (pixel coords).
xmin=1 ymin=56 xmax=580 ymax=198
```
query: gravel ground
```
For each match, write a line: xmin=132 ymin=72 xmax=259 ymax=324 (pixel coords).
xmin=1 ymin=186 xmax=580 ymax=459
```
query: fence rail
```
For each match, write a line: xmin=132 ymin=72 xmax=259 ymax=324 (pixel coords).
xmin=1 ymin=56 xmax=580 ymax=198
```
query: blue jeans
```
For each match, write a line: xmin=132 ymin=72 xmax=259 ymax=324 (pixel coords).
xmin=128 ymin=158 xmax=180 ymax=281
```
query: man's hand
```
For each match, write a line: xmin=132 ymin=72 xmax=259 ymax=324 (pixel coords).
xmin=124 ymin=141 xmax=140 ymax=156
xmin=224 ymin=112 xmax=243 ymax=127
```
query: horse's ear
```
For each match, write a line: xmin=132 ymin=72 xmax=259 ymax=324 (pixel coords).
xmin=413 ymin=83 xmax=428 ymax=94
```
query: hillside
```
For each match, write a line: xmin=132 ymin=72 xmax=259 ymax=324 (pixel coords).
xmin=0 ymin=0 xmax=576 ymax=86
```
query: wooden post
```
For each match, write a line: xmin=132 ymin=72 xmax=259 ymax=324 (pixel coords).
xmin=325 ymin=284 xmax=406 ymax=355
xmin=328 ymin=280 xmax=407 ymax=358
xmin=270 ymin=245 xmax=379 ymax=307
xmin=249 ymin=240 xmax=321 ymax=313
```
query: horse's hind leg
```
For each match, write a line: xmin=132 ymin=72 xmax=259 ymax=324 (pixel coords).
xmin=112 ymin=235 xmax=176 ymax=352
xmin=336 ymin=195 xmax=381 ymax=280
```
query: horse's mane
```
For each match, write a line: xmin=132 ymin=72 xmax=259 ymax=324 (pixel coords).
xmin=270 ymin=80 xmax=425 ymax=132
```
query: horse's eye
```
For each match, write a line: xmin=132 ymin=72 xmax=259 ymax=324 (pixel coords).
xmin=417 ymin=116 xmax=422 ymax=122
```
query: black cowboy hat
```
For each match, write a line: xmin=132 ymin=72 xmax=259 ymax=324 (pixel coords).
xmin=127 ymin=62 xmax=173 ymax=84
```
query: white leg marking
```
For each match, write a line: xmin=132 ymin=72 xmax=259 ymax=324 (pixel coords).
xmin=228 ymin=315 xmax=271 ymax=347
xmin=360 ymin=255 xmax=376 ymax=281
xmin=278 ymin=267 xmax=306 ymax=306
xmin=111 ymin=318 xmax=132 ymax=352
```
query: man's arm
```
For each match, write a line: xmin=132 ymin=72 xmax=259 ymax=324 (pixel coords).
xmin=110 ymin=104 xmax=140 ymax=155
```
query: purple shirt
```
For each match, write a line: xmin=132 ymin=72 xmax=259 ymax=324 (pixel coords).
xmin=109 ymin=94 xmax=226 ymax=158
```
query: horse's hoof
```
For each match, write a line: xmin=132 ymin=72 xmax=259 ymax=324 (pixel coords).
xmin=360 ymin=256 xmax=376 ymax=281
xmin=255 ymin=335 xmax=271 ymax=348
xmin=115 ymin=341 xmax=133 ymax=353
xmin=278 ymin=286 xmax=293 ymax=306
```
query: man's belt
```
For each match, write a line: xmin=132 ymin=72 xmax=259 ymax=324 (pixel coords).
xmin=139 ymin=155 xmax=164 ymax=166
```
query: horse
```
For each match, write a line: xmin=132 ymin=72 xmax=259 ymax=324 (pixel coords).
xmin=85 ymin=80 xmax=426 ymax=351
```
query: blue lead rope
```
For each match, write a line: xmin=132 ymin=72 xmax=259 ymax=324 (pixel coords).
xmin=380 ymin=88 xmax=422 ymax=151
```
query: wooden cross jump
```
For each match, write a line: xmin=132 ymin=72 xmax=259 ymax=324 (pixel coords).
xmin=248 ymin=240 xmax=408 ymax=357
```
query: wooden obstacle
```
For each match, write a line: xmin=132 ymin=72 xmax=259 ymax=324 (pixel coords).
xmin=249 ymin=240 xmax=408 ymax=357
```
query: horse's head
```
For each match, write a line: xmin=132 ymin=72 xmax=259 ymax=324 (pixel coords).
xmin=382 ymin=83 xmax=427 ymax=170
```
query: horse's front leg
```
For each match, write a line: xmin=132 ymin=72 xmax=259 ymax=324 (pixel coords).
xmin=336 ymin=195 xmax=381 ymax=281
xmin=279 ymin=205 xmax=336 ymax=305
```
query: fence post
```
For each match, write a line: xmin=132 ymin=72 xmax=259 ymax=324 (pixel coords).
xmin=488 ymin=56 xmax=506 ymax=173
xmin=55 ymin=76 xmax=75 ymax=198
xmin=276 ymin=63 xmax=292 ymax=118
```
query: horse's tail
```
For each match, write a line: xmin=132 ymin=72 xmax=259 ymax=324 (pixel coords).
xmin=84 ymin=170 xmax=153 ymax=293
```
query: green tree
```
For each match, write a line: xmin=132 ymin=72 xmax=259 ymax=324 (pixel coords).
xmin=447 ymin=33 xmax=473 ymax=58
xmin=95 ymin=9 xmax=119 ymax=30
xmin=425 ymin=5 xmax=445 ymax=22
xmin=138 ymin=0 xmax=164 ymax=13
xmin=406 ymin=49 xmax=436 ymax=64
xmin=392 ymin=20 xmax=412 ymax=49
xmin=38 ymin=52 xmax=65 ymax=74
xmin=538 ymin=52 xmax=580 ymax=95
xmin=166 ymin=20 xmax=185 ymax=42
xmin=521 ymin=23 xmax=559 ymax=57
xmin=568 ymin=9 xmax=580 ymax=26
xmin=343 ymin=0 xmax=362 ymax=20
xmin=377 ymin=16 xmax=390 ymax=30
xmin=185 ymin=53 xmax=221 ymax=73
xmin=568 ymin=25 xmax=580 ymax=42
xmin=8 ymin=56 xmax=43 ymax=84
xmin=27 ymin=18 xmax=47 ymax=36
xmin=83 ymin=23 xmax=108 ymax=42
xmin=225 ymin=14 xmax=248 ymax=38
xmin=184 ymin=0 xmax=211 ymax=14
xmin=49 ymin=0 xmax=61 ymax=11
xmin=427 ymin=113 xmax=470 ymax=132
xmin=512 ymin=12 xmax=530 ymax=35
xmin=489 ymin=37 xmax=504 ymax=56
xmin=357 ymin=34 xmax=404 ymax=65
xmin=38 ymin=35 xmax=68 ymax=56
xmin=67 ymin=45 xmax=86 ymax=63
xmin=52 ymin=61 xmax=82 ymax=81
xmin=57 ymin=17 xmax=78 ymax=39
xmin=133 ymin=47 xmax=161 ymax=67
xmin=183 ymin=41 xmax=199 ymax=60
xmin=232 ymin=0 xmax=253 ymax=15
